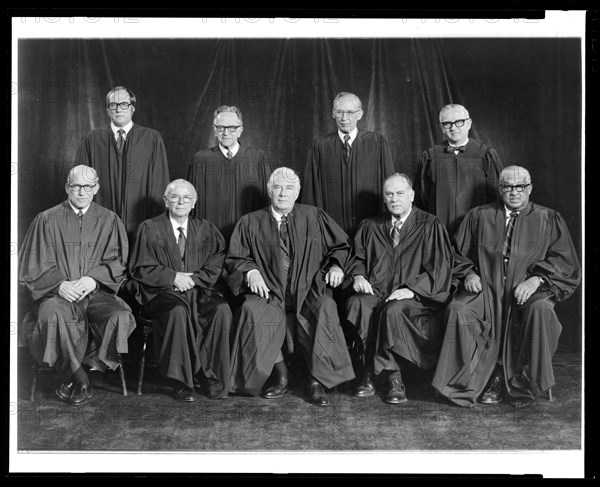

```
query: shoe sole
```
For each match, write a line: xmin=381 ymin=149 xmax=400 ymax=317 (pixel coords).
xmin=354 ymin=391 xmax=376 ymax=398
xmin=69 ymin=390 xmax=93 ymax=407
xmin=386 ymin=398 xmax=408 ymax=404
xmin=55 ymin=389 xmax=72 ymax=403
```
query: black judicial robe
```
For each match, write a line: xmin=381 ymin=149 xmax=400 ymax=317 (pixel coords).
xmin=346 ymin=208 xmax=454 ymax=370
xmin=75 ymin=124 xmax=170 ymax=236
xmin=128 ymin=212 xmax=231 ymax=394
xmin=301 ymin=130 xmax=395 ymax=237
xmin=226 ymin=204 xmax=354 ymax=395
xmin=432 ymin=202 xmax=581 ymax=406
xmin=414 ymin=139 xmax=502 ymax=236
xmin=186 ymin=144 xmax=275 ymax=241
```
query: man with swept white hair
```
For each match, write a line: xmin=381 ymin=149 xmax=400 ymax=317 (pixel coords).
xmin=432 ymin=165 xmax=580 ymax=408
xmin=414 ymin=103 xmax=503 ymax=236
xmin=226 ymin=167 xmax=354 ymax=406
xmin=128 ymin=179 xmax=232 ymax=402
xmin=19 ymin=165 xmax=135 ymax=406
xmin=302 ymin=92 xmax=394 ymax=237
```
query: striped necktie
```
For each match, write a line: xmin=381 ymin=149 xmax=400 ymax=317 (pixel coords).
xmin=343 ymin=134 xmax=351 ymax=165
xmin=391 ymin=219 xmax=402 ymax=247
xmin=177 ymin=226 xmax=186 ymax=261
xmin=116 ymin=129 xmax=125 ymax=155
xmin=502 ymin=211 xmax=519 ymax=262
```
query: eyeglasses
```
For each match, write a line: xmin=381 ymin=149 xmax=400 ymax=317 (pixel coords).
xmin=68 ymin=184 xmax=97 ymax=192
xmin=214 ymin=125 xmax=242 ymax=133
xmin=166 ymin=194 xmax=195 ymax=203
xmin=499 ymin=184 xmax=531 ymax=193
xmin=439 ymin=118 xmax=470 ymax=129
xmin=107 ymin=102 xmax=134 ymax=110
xmin=333 ymin=109 xmax=361 ymax=118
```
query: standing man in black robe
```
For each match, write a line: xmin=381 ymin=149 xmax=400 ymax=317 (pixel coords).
xmin=226 ymin=167 xmax=354 ymax=406
xmin=432 ymin=165 xmax=581 ymax=408
xmin=128 ymin=179 xmax=232 ymax=402
xmin=345 ymin=173 xmax=454 ymax=404
xmin=301 ymin=92 xmax=395 ymax=238
xmin=19 ymin=165 xmax=136 ymax=406
xmin=187 ymin=105 xmax=274 ymax=242
xmin=75 ymin=86 xmax=170 ymax=238
xmin=414 ymin=103 xmax=503 ymax=236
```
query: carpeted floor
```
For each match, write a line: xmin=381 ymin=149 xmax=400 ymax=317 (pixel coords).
xmin=14 ymin=347 xmax=582 ymax=452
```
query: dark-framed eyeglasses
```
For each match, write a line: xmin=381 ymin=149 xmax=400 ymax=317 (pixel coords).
xmin=499 ymin=184 xmax=531 ymax=193
xmin=333 ymin=109 xmax=361 ymax=118
xmin=439 ymin=118 xmax=470 ymax=129
xmin=68 ymin=184 xmax=97 ymax=192
xmin=166 ymin=194 xmax=195 ymax=203
xmin=107 ymin=102 xmax=134 ymax=110
xmin=214 ymin=125 xmax=242 ymax=133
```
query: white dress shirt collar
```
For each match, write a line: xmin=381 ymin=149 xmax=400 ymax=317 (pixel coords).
xmin=169 ymin=215 xmax=189 ymax=239
xmin=338 ymin=128 xmax=358 ymax=145
xmin=220 ymin=143 xmax=240 ymax=158
xmin=110 ymin=121 xmax=134 ymax=137
xmin=69 ymin=202 xmax=91 ymax=215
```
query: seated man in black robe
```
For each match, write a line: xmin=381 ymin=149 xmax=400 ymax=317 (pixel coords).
xmin=19 ymin=165 xmax=136 ymax=406
xmin=226 ymin=167 xmax=354 ymax=407
xmin=432 ymin=165 xmax=581 ymax=408
xmin=128 ymin=179 xmax=232 ymax=402
xmin=345 ymin=173 xmax=454 ymax=404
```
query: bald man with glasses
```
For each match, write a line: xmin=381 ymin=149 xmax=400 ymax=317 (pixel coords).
xmin=414 ymin=103 xmax=503 ymax=236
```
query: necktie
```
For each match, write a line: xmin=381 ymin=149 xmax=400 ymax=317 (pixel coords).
xmin=502 ymin=211 xmax=519 ymax=262
xmin=343 ymin=134 xmax=351 ymax=165
xmin=391 ymin=219 xmax=402 ymax=248
xmin=446 ymin=145 xmax=466 ymax=153
xmin=177 ymin=226 xmax=186 ymax=261
xmin=226 ymin=149 xmax=233 ymax=160
xmin=116 ymin=129 xmax=125 ymax=155
xmin=280 ymin=215 xmax=291 ymax=275
xmin=77 ymin=210 xmax=83 ymax=230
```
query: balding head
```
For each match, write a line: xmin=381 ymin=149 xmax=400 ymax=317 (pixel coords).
xmin=65 ymin=165 xmax=99 ymax=209
xmin=500 ymin=165 xmax=532 ymax=185
xmin=67 ymin=165 xmax=98 ymax=185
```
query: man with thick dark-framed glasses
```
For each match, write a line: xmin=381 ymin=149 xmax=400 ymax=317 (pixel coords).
xmin=414 ymin=103 xmax=503 ymax=237
xmin=187 ymin=105 xmax=275 ymax=242
xmin=432 ymin=165 xmax=580 ymax=409
xmin=75 ymin=86 xmax=170 ymax=238
xmin=128 ymin=179 xmax=232 ymax=402
xmin=301 ymin=92 xmax=394 ymax=238
xmin=19 ymin=165 xmax=136 ymax=407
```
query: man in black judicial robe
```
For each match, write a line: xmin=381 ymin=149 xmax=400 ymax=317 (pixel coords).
xmin=345 ymin=173 xmax=454 ymax=404
xmin=301 ymin=92 xmax=395 ymax=237
xmin=414 ymin=103 xmax=503 ymax=236
xmin=75 ymin=86 xmax=170 ymax=237
xmin=19 ymin=165 xmax=136 ymax=406
xmin=128 ymin=179 xmax=232 ymax=401
xmin=187 ymin=105 xmax=275 ymax=242
xmin=226 ymin=167 xmax=354 ymax=407
xmin=432 ymin=166 xmax=581 ymax=408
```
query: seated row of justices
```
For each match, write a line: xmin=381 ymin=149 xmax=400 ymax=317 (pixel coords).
xmin=74 ymin=86 xmax=502 ymax=242
xmin=19 ymin=162 xmax=580 ymax=410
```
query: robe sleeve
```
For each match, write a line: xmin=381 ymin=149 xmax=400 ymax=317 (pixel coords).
xmin=403 ymin=218 xmax=453 ymax=304
xmin=190 ymin=223 xmax=227 ymax=291
xmin=224 ymin=216 xmax=259 ymax=295
xmin=451 ymin=208 xmax=479 ymax=285
xmin=526 ymin=211 xmax=581 ymax=301
xmin=18 ymin=213 xmax=68 ymax=301
xmin=148 ymin=131 xmax=170 ymax=209
xmin=300 ymin=141 xmax=322 ymax=207
xmin=482 ymin=147 xmax=503 ymax=204
xmin=74 ymin=131 xmax=93 ymax=165
xmin=380 ymin=136 xmax=395 ymax=176
xmin=346 ymin=219 xmax=369 ymax=278
xmin=414 ymin=149 xmax=431 ymax=211
xmin=128 ymin=221 xmax=177 ymax=289
xmin=316 ymin=208 xmax=351 ymax=271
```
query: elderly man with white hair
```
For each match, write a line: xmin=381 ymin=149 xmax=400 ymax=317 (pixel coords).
xmin=19 ymin=165 xmax=135 ymax=406
xmin=226 ymin=167 xmax=354 ymax=406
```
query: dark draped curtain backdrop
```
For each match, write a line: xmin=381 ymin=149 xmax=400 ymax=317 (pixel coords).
xmin=16 ymin=37 xmax=582 ymax=351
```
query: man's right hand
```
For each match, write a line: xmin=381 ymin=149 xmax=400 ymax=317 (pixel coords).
xmin=174 ymin=272 xmax=195 ymax=292
xmin=247 ymin=271 xmax=271 ymax=300
xmin=464 ymin=272 xmax=482 ymax=293
xmin=58 ymin=281 xmax=83 ymax=303
xmin=353 ymin=275 xmax=374 ymax=295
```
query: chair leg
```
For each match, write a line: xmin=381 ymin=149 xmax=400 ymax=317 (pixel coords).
xmin=547 ymin=387 xmax=553 ymax=402
xmin=118 ymin=355 xmax=128 ymax=396
xmin=30 ymin=362 xmax=39 ymax=402
xmin=137 ymin=333 xmax=148 ymax=395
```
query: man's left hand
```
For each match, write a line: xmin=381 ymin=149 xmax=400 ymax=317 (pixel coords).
xmin=514 ymin=277 xmax=541 ymax=306
xmin=325 ymin=265 xmax=344 ymax=288
xmin=385 ymin=288 xmax=415 ymax=302
xmin=72 ymin=276 xmax=97 ymax=301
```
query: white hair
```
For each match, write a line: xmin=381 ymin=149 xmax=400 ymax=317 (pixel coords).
xmin=267 ymin=167 xmax=301 ymax=192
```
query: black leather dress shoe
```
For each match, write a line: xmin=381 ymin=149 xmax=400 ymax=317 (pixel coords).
xmin=309 ymin=381 xmax=330 ymax=407
xmin=262 ymin=376 xmax=288 ymax=399
xmin=173 ymin=385 xmax=195 ymax=402
xmin=69 ymin=383 xmax=93 ymax=406
xmin=386 ymin=378 xmax=407 ymax=404
xmin=55 ymin=381 xmax=75 ymax=403
xmin=480 ymin=375 xmax=503 ymax=404
xmin=354 ymin=373 xmax=375 ymax=398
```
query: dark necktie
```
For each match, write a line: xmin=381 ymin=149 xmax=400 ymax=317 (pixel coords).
xmin=446 ymin=145 xmax=466 ymax=153
xmin=343 ymin=134 xmax=351 ymax=165
xmin=390 ymin=219 xmax=402 ymax=248
xmin=177 ymin=226 xmax=186 ymax=261
xmin=226 ymin=149 xmax=233 ymax=160
xmin=116 ymin=129 xmax=125 ymax=155
xmin=502 ymin=211 xmax=519 ymax=263
xmin=280 ymin=215 xmax=291 ymax=275
xmin=77 ymin=210 xmax=83 ymax=230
